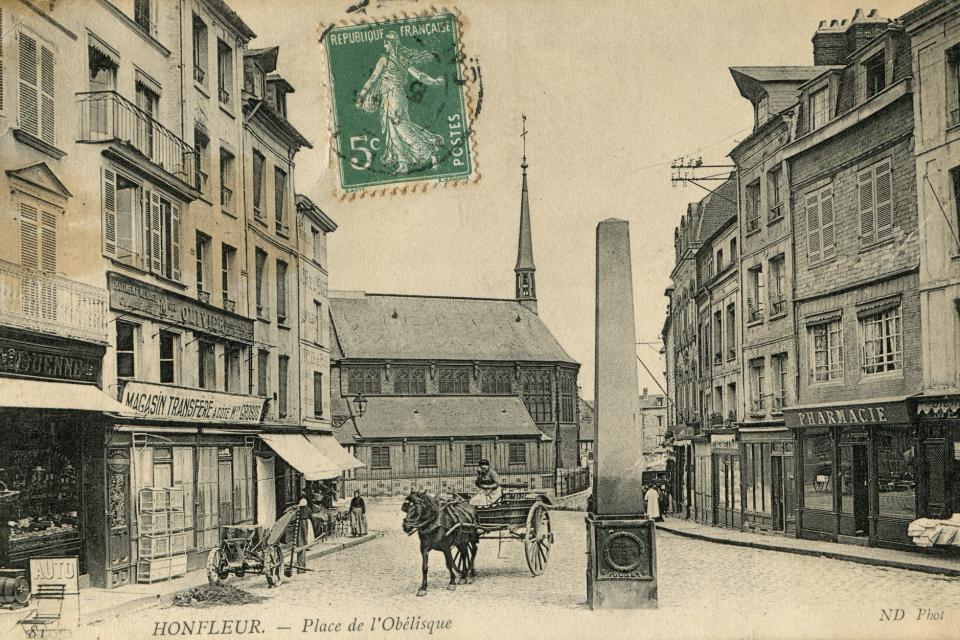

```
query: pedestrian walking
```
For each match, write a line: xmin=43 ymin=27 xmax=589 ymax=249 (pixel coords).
xmin=658 ymin=482 xmax=669 ymax=518
xmin=349 ymin=490 xmax=367 ymax=536
xmin=644 ymin=484 xmax=663 ymax=522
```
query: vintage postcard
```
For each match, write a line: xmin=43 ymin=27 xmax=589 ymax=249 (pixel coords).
xmin=0 ymin=0 xmax=958 ymax=640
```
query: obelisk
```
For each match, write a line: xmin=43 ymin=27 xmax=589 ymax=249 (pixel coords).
xmin=586 ymin=219 xmax=658 ymax=609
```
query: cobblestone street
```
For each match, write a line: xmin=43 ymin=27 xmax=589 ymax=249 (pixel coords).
xmin=86 ymin=502 xmax=960 ymax=640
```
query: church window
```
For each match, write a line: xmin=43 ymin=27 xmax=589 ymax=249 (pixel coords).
xmin=394 ymin=367 xmax=427 ymax=394
xmin=347 ymin=367 xmax=381 ymax=394
xmin=438 ymin=367 xmax=470 ymax=394
xmin=559 ymin=370 xmax=576 ymax=422
xmin=522 ymin=370 xmax=553 ymax=422
xmin=481 ymin=368 xmax=513 ymax=394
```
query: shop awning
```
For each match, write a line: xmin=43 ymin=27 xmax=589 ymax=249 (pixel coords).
xmin=259 ymin=434 xmax=340 ymax=480
xmin=0 ymin=379 xmax=129 ymax=413
xmin=305 ymin=434 xmax=365 ymax=470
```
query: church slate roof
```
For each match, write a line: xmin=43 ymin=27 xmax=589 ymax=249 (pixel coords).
xmin=329 ymin=291 xmax=578 ymax=364
xmin=334 ymin=396 xmax=548 ymax=441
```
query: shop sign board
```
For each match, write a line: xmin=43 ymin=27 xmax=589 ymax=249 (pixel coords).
xmin=108 ymin=272 xmax=254 ymax=343
xmin=711 ymin=433 xmax=738 ymax=452
xmin=0 ymin=337 xmax=100 ymax=383
xmin=29 ymin=557 xmax=81 ymax=630
xmin=120 ymin=382 xmax=265 ymax=424
xmin=784 ymin=401 xmax=909 ymax=429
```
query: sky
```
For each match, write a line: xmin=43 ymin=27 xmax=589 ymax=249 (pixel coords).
xmin=230 ymin=0 xmax=920 ymax=400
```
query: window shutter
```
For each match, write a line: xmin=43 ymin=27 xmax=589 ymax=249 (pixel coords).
xmin=18 ymin=32 xmax=39 ymax=137
xmin=19 ymin=202 xmax=39 ymax=268
xmin=805 ymin=191 xmax=821 ymax=262
xmin=858 ymin=168 xmax=875 ymax=242
xmin=874 ymin=160 xmax=893 ymax=238
xmin=40 ymin=209 xmax=56 ymax=272
xmin=39 ymin=45 xmax=54 ymax=144
xmin=171 ymin=202 xmax=181 ymax=281
xmin=820 ymin=186 xmax=835 ymax=260
xmin=148 ymin=191 xmax=161 ymax=273
xmin=102 ymin=169 xmax=117 ymax=256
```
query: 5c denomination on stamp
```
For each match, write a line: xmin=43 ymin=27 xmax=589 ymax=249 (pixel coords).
xmin=323 ymin=12 xmax=474 ymax=194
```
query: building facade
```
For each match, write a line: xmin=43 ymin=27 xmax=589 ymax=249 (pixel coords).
xmin=663 ymin=6 xmax=958 ymax=553
xmin=0 ymin=0 xmax=352 ymax=589
xmin=903 ymin=0 xmax=960 ymax=524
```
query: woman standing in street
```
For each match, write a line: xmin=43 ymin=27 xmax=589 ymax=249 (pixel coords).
xmin=644 ymin=484 xmax=663 ymax=523
xmin=349 ymin=490 xmax=367 ymax=537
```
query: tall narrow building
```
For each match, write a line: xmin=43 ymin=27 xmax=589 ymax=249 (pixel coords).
xmin=515 ymin=120 xmax=538 ymax=314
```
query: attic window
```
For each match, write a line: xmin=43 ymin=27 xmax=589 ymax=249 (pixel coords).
xmin=810 ymin=87 xmax=830 ymax=131
xmin=865 ymin=52 xmax=885 ymax=98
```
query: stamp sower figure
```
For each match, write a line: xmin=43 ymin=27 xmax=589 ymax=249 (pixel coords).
xmin=355 ymin=31 xmax=445 ymax=175
xmin=470 ymin=458 xmax=503 ymax=507
xmin=349 ymin=490 xmax=367 ymax=537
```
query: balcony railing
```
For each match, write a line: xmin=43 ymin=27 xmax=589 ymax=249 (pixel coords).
xmin=276 ymin=221 xmax=289 ymax=237
xmin=193 ymin=65 xmax=206 ymax=84
xmin=771 ymin=396 xmax=785 ymax=415
xmin=746 ymin=214 xmax=761 ymax=233
xmin=221 ymin=185 xmax=234 ymax=210
xmin=219 ymin=86 xmax=230 ymax=105
xmin=768 ymin=203 xmax=784 ymax=222
xmin=0 ymin=259 xmax=108 ymax=343
xmin=77 ymin=91 xmax=196 ymax=185
xmin=770 ymin=296 xmax=786 ymax=316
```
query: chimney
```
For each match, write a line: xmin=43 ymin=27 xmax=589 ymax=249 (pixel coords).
xmin=847 ymin=8 xmax=889 ymax=55
xmin=812 ymin=17 xmax=848 ymax=66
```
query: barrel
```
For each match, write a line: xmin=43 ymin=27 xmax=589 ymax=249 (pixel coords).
xmin=0 ymin=576 xmax=30 ymax=605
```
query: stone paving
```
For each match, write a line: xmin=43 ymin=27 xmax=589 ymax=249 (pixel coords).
xmin=85 ymin=502 xmax=960 ymax=640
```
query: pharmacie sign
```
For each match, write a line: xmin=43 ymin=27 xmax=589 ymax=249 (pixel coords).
xmin=121 ymin=382 xmax=265 ymax=424
xmin=785 ymin=401 xmax=909 ymax=429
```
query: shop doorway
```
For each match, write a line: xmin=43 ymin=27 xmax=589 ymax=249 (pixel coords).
xmin=841 ymin=445 xmax=869 ymax=536
xmin=771 ymin=456 xmax=784 ymax=531
xmin=217 ymin=456 xmax=233 ymax=529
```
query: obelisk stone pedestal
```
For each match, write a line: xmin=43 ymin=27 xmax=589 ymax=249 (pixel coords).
xmin=586 ymin=219 xmax=657 ymax=609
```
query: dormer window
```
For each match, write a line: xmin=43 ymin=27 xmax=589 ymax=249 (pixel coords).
xmin=810 ymin=87 xmax=830 ymax=131
xmin=755 ymin=94 xmax=769 ymax=128
xmin=864 ymin=52 xmax=885 ymax=98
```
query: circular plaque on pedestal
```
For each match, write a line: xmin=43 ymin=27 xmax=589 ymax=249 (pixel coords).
xmin=602 ymin=531 xmax=645 ymax=573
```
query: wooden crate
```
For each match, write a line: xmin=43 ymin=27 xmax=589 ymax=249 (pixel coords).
xmin=138 ymin=535 xmax=170 ymax=559
xmin=136 ymin=555 xmax=187 ymax=584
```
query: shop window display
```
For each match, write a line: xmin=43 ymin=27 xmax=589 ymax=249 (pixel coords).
xmin=802 ymin=430 xmax=834 ymax=512
xmin=0 ymin=418 xmax=82 ymax=562
xmin=875 ymin=428 xmax=916 ymax=519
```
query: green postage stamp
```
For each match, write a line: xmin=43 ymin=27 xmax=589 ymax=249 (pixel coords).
xmin=323 ymin=13 xmax=474 ymax=193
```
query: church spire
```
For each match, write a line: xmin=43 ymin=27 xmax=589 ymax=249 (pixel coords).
xmin=515 ymin=114 xmax=537 ymax=314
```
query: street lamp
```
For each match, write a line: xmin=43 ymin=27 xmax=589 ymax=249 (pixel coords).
xmin=352 ymin=393 xmax=367 ymax=418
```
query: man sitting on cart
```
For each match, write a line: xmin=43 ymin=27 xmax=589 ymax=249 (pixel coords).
xmin=470 ymin=458 xmax=503 ymax=506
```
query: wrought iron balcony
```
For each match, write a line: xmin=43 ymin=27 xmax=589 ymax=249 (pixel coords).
xmin=0 ymin=259 xmax=108 ymax=343
xmin=77 ymin=91 xmax=196 ymax=185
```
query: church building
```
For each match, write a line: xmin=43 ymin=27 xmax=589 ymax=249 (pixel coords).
xmin=330 ymin=143 xmax=581 ymax=497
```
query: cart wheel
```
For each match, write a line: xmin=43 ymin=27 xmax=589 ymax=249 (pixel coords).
xmin=523 ymin=502 xmax=552 ymax=576
xmin=265 ymin=544 xmax=284 ymax=587
xmin=206 ymin=548 xmax=228 ymax=585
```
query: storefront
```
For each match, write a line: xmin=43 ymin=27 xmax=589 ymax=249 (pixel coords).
xmin=914 ymin=396 xmax=960 ymax=525
xmin=787 ymin=398 xmax=917 ymax=549
xmin=692 ymin=435 xmax=712 ymax=525
xmin=101 ymin=381 xmax=267 ymax=588
xmin=711 ymin=432 xmax=741 ymax=530
xmin=740 ymin=427 xmax=795 ymax=534
xmin=0 ymin=326 xmax=121 ymax=587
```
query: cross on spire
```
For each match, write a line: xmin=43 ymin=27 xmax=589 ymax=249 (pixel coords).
xmin=521 ymin=113 xmax=528 ymax=169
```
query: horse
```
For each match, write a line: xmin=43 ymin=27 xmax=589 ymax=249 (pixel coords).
xmin=401 ymin=491 xmax=478 ymax=596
